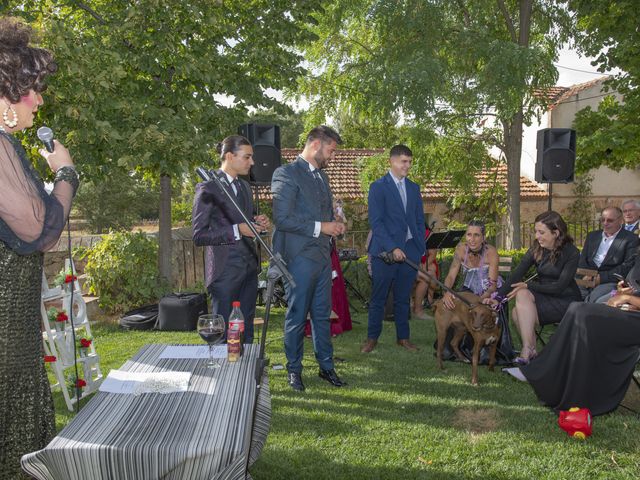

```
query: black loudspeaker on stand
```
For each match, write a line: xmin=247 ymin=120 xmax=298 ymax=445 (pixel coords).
xmin=238 ymin=123 xmax=281 ymax=185
xmin=535 ymin=128 xmax=576 ymax=184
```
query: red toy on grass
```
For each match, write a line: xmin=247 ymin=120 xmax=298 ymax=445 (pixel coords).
xmin=558 ymin=407 xmax=592 ymax=439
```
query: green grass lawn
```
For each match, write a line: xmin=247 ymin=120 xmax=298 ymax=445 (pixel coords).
xmin=52 ymin=308 xmax=640 ymax=479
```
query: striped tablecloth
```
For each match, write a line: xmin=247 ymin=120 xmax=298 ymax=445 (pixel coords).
xmin=22 ymin=344 xmax=271 ymax=480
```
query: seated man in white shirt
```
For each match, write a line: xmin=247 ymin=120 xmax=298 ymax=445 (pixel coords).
xmin=621 ymin=199 xmax=640 ymax=236
xmin=578 ymin=206 xmax=639 ymax=303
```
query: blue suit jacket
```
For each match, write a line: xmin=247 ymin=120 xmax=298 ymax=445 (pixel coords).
xmin=271 ymin=157 xmax=333 ymax=263
xmin=367 ymin=173 xmax=425 ymax=262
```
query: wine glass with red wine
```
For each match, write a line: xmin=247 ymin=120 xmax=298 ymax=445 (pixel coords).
xmin=197 ymin=314 xmax=225 ymax=369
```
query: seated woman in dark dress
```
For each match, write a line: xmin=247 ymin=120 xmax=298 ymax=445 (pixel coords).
xmin=485 ymin=211 xmax=582 ymax=364
xmin=516 ymin=257 xmax=640 ymax=416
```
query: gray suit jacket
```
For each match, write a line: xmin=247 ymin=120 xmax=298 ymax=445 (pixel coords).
xmin=271 ymin=156 xmax=334 ymax=263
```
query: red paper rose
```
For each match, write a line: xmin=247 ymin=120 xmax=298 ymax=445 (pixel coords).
xmin=80 ymin=338 xmax=92 ymax=348
xmin=56 ymin=311 xmax=68 ymax=322
xmin=44 ymin=355 xmax=57 ymax=363
xmin=64 ymin=274 xmax=77 ymax=284
xmin=75 ymin=379 xmax=87 ymax=388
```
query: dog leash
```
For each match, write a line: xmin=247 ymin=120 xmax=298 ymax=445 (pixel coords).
xmin=378 ymin=252 xmax=475 ymax=308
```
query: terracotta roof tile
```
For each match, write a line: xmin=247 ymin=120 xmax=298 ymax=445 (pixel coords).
xmin=256 ymin=149 xmax=547 ymax=201
xmin=423 ymin=163 xmax=548 ymax=200
xmin=533 ymin=86 xmax=569 ymax=106
xmin=549 ymin=76 xmax=612 ymax=109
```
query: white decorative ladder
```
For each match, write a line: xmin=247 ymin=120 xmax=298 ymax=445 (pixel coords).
xmin=41 ymin=259 xmax=103 ymax=411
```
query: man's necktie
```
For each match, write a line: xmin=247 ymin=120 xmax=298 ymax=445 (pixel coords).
xmin=397 ymin=180 xmax=412 ymax=240
xmin=314 ymin=170 xmax=327 ymax=194
xmin=397 ymin=180 xmax=407 ymax=212
xmin=231 ymin=178 xmax=246 ymax=210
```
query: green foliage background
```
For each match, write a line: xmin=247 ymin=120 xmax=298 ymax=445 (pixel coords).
xmin=83 ymin=232 xmax=167 ymax=312
xmin=569 ymin=0 xmax=640 ymax=172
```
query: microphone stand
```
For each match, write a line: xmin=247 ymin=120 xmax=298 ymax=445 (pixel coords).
xmin=196 ymin=167 xmax=293 ymax=478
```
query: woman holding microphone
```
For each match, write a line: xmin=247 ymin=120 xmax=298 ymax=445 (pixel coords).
xmin=0 ymin=17 xmax=78 ymax=478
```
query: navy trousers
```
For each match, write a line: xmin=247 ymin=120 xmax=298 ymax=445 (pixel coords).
xmin=367 ymin=242 xmax=420 ymax=340
xmin=208 ymin=249 xmax=258 ymax=343
xmin=282 ymin=255 xmax=333 ymax=374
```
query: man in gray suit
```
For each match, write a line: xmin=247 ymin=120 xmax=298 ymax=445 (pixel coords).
xmin=271 ymin=126 xmax=346 ymax=391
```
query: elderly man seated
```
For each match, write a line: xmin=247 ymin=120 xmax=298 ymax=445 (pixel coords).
xmin=621 ymin=199 xmax=640 ymax=236
xmin=578 ymin=206 xmax=639 ymax=303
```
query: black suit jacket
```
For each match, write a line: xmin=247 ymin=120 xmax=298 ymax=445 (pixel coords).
xmin=191 ymin=170 xmax=256 ymax=288
xmin=578 ymin=228 xmax=639 ymax=284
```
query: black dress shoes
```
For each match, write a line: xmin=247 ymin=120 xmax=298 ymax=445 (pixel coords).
xmin=288 ymin=372 xmax=305 ymax=391
xmin=318 ymin=368 xmax=347 ymax=387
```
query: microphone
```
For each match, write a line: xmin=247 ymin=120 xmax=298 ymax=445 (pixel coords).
xmin=37 ymin=126 xmax=55 ymax=153
xmin=196 ymin=167 xmax=212 ymax=182
xmin=196 ymin=167 xmax=230 ymax=187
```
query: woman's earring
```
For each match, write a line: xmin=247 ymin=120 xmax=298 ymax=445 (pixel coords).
xmin=2 ymin=104 xmax=18 ymax=128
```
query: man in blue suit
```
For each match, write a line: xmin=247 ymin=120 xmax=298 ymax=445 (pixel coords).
xmin=271 ymin=126 xmax=347 ymax=391
xmin=362 ymin=145 xmax=426 ymax=353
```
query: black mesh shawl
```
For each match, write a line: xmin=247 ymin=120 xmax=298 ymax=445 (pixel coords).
xmin=0 ymin=131 xmax=74 ymax=254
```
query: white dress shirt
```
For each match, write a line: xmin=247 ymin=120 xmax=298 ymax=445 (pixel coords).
xmin=223 ymin=171 xmax=242 ymax=240
xmin=593 ymin=227 xmax=622 ymax=268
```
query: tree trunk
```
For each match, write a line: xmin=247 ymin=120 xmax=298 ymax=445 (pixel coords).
xmin=159 ymin=173 xmax=172 ymax=285
xmin=503 ymin=114 xmax=523 ymax=249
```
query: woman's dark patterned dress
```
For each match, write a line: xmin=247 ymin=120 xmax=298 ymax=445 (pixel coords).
xmin=0 ymin=241 xmax=56 ymax=479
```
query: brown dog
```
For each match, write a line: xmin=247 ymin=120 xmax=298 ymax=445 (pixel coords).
xmin=433 ymin=291 xmax=501 ymax=385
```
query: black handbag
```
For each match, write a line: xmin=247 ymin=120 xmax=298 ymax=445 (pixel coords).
xmin=119 ymin=304 xmax=159 ymax=331
xmin=157 ymin=292 xmax=208 ymax=331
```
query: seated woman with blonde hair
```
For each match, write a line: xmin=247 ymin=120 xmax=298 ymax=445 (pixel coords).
xmin=437 ymin=220 xmax=515 ymax=363
xmin=442 ymin=220 xmax=500 ymax=308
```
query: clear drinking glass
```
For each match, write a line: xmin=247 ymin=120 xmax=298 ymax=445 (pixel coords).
xmin=197 ymin=314 xmax=225 ymax=369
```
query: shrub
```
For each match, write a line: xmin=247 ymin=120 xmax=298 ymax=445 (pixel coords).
xmin=83 ymin=232 xmax=167 ymax=313
xmin=171 ymin=200 xmax=193 ymax=224
xmin=74 ymin=171 xmax=158 ymax=233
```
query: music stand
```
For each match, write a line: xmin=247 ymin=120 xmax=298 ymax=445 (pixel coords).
xmin=338 ymin=250 xmax=369 ymax=312
xmin=425 ymin=230 xmax=466 ymax=250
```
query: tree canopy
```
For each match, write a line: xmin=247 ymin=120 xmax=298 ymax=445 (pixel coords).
xmin=5 ymin=0 xmax=322 ymax=280
xmin=300 ymin=0 xmax=573 ymax=247
xmin=568 ymin=0 xmax=640 ymax=173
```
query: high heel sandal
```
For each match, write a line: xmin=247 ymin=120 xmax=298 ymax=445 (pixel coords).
xmin=513 ymin=346 xmax=537 ymax=366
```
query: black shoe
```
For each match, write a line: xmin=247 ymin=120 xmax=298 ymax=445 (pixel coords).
xmin=287 ymin=372 xmax=305 ymax=391
xmin=318 ymin=368 xmax=347 ymax=387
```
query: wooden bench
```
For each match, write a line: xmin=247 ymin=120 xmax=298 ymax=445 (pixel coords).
xmin=498 ymin=256 xmax=513 ymax=278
